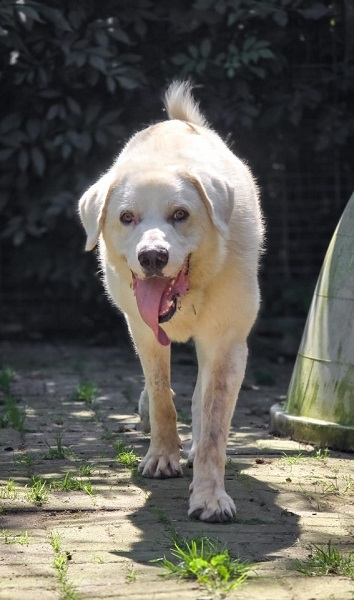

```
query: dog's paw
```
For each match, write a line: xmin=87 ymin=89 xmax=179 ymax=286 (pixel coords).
xmin=188 ymin=485 xmax=236 ymax=522
xmin=138 ymin=452 xmax=183 ymax=478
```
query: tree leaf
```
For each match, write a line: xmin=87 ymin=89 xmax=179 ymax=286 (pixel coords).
xmin=299 ymin=3 xmax=330 ymax=20
xmin=31 ymin=146 xmax=46 ymax=178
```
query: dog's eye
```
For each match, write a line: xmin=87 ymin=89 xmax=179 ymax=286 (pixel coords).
xmin=120 ymin=211 xmax=134 ymax=225
xmin=173 ymin=209 xmax=189 ymax=222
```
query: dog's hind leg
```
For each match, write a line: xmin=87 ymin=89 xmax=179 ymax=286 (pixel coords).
xmin=138 ymin=386 xmax=150 ymax=433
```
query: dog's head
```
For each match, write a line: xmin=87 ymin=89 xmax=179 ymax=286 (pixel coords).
xmin=79 ymin=167 xmax=233 ymax=344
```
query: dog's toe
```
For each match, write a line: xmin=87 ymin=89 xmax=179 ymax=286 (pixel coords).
xmin=188 ymin=488 xmax=236 ymax=522
xmin=139 ymin=453 xmax=183 ymax=478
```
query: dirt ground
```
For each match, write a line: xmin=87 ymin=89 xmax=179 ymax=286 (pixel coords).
xmin=0 ymin=334 xmax=354 ymax=599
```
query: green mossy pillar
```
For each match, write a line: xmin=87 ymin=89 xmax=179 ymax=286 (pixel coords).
xmin=271 ymin=191 xmax=354 ymax=450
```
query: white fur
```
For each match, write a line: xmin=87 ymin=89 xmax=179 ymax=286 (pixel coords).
xmin=78 ymin=81 xmax=264 ymax=522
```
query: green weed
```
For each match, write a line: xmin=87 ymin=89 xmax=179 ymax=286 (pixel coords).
xmin=15 ymin=453 xmax=34 ymax=469
xmin=153 ymin=506 xmax=172 ymax=528
xmin=78 ymin=462 xmax=94 ymax=476
xmin=93 ymin=555 xmax=105 ymax=564
xmin=295 ymin=540 xmax=354 ymax=578
xmin=24 ymin=476 xmax=48 ymax=505
xmin=282 ymin=450 xmax=305 ymax=464
xmin=50 ymin=531 xmax=78 ymax=600
xmin=73 ymin=381 xmax=98 ymax=404
xmin=308 ymin=475 xmax=354 ymax=496
xmin=0 ymin=366 xmax=14 ymax=393
xmin=50 ymin=471 xmax=93 ymax=495
xmin=43 ymin=432 xmax=73 ymax=460
xmin=314 ymin=447 xmax=330 ymax=460
xmin=1 ymin=529 xmax=30 ymax=545
xmin=154 ymin=536 xmax=254 ymax=593
xmin=126 ymin=566 xmax=138 ymax=582
xmin=0 ymin=396 xmax=25 ymax=431
xmin=50 ymin=531 xmax=62 ymax=553
xmin=54 ymin=551 xmax=69 ymax=573
xmin=114 ymin=441 xmax=140 ymax=468
xmin=0 ymin=479 xmax=19 ymax=500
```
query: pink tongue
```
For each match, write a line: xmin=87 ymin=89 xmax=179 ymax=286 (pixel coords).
xmin=133 ymin=277 xmax=171 ymax=346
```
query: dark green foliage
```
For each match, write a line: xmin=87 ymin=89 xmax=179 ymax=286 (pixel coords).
xmin=0 ymin=1 xmax=353 ymax=313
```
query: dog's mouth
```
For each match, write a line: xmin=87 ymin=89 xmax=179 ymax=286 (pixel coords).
xmin=132 ymin=257 xmax=190 ymax=346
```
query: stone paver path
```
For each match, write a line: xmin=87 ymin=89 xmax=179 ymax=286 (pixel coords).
xmin=0 ymin=340 xmax=353 ymax=599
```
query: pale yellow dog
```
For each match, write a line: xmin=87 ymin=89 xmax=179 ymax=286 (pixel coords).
xmin=79 ymin=82 xmax=264 ymax=522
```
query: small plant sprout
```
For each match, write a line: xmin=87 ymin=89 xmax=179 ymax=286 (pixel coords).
xmin=43 ymin=432 xmax=73 ymax=460
xmin=114 ymin=441 xmax=140 ymax=468
xmin=50 ymin=531 xmax=62 ymax=553
xmin=126 ymin=566 xmax=138 ymax=582
xmin=50 ymin=530 xmax=78 ymax=599
xmin=0 ymin=366 xmax=14 ymax=393
xmin=0 ymin=396 xmax=25 ymax=431
xmin=0 ymin=479 xmax=19 ymax=500
xmin=24 ymin=476 xmax=48 ymax=505
xmin=295 ymin=540 xmax=354 ymax=578
xmin=15 ymin=453 xmax=34 ymax=469
xmin=282 ymin=449 xmax=305 ymax=464
xmin=154 ymin=536 xmax=254 ymax=593
xmin=78 ymin=462 xmax=94 ymax=476
xmin=308 ymin=475 xmax=354 ymax=496
xmin=50 ymin=471 xmax=93 ymax=496
xmin=314 ymin=447 xmax=330 ymax=460
xmin=1 ymin=530 xmax=30 ymax=545
xmin=73 ymin=380 xmax=98 ymax=404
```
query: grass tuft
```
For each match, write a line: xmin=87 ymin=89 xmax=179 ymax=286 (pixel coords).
xmin=0 ymin=366 xmax=25 ymax=432
xmin=73 ymin=381 xmax=98 ymax=404
xmin=0 ymin=479 xmax=19 ymax=500
xmin=43 ymin=432 xmax=73 ymax=460
xmin=282 ymin=450 xmax=305 ymax=464
xmin=0 ymin=366 xmax=14 ymax=393
xmin=50 ymin=531 xmax=78 ymax=600
xmin=24 ymin=476 xmax=48 ymax=505
xmin=114 ymin=441 xmax=140 ymax=468
xmin=50 ymin=531 xmax=62 ymax=553
xmin=1 ymin=529 xmax=30 ymax=545
xmin=50 ymin=471 xmax=93 ymax=495
xmin=314 ymin=447 xmax=330 ymax=460
xmin=0 ymin=396 xmax=25 ymax=431
xmin=154 ymin=535 xmax=254 ymax=593
xmin=295 ymin=540 xmax=354 ymax=578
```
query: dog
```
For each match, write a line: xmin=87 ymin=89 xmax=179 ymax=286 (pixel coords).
xmin=78 ymin=81 xmax=264 ymax=522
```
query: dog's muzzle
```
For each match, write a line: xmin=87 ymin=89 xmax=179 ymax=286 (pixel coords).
xmin=132 ymin=256 xmax=190 ymax=346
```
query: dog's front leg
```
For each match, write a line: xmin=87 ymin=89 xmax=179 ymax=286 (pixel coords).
xmin=129 ymin=322 xmax=182 ymax=478
xmin=188 ymin=339 xmax=248 ymax=522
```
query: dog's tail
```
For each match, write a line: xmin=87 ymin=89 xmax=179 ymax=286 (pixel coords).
xmin=164 ymin=81 xmax=207 ymax=127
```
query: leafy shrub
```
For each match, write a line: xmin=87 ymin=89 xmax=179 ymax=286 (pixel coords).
xmin=0 ymin=1 xmax=353 ymax=321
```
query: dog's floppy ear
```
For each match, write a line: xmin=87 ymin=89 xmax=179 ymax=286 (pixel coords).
xmin=78 ymin=175 xmax=114 ymax=251
xmin=184 ymin=172 xmax=233 ymax=238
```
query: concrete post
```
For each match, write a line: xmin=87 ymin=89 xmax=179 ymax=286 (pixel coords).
xmin=271 ymin=191 xmax=354 ymax=450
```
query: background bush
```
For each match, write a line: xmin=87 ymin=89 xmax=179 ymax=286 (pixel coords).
xmin=0 ymin=0 xmax=353 ymax=335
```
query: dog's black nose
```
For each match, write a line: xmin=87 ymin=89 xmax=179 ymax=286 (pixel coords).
xmin=138 ymin=248 xmax=169 ymax=273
